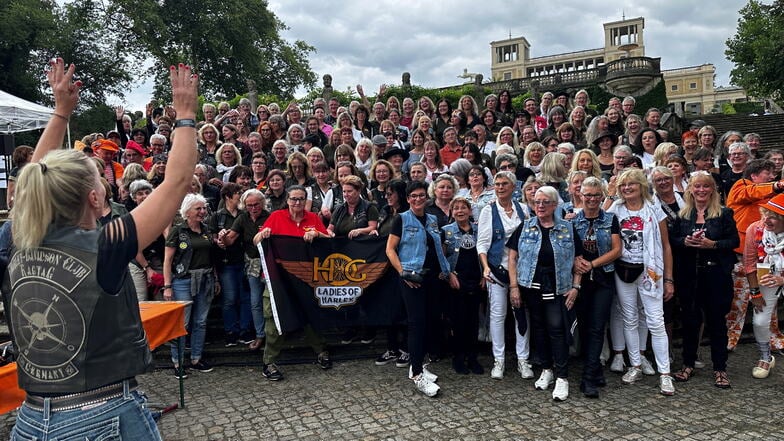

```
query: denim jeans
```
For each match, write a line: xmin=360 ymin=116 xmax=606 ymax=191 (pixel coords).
xmin=219 ymin=264 xmax=252 ymax=338
xmin=11 ymin=386 xmax=162 ymax=440
xmin=247 ymin=273 xmax=266 ymax=338
xmin=171 ymin=274 xmax=213 ymax=363
xmin=576 ymin=272 xmax=614 ymax=384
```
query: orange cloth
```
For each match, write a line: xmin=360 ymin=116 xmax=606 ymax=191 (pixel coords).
xmin=439 ymin=145 xmax=463 ymax=167
xmin=0 ymin=363 xmax=26 ymax=414
xmin=0 ymin=302 xmax=187 ymax=414
xmin=726 ymin=178 xmax=776 ymax=254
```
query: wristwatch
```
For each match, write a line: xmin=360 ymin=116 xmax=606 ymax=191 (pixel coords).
xmin=174 ymin=118 xmax=197 ymax=128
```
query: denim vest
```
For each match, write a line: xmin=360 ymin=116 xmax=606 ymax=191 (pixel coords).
xmin=487 ymin=201 xmax=526 ymax=268
xmin=515 ymin=217 xmax=576 ymax=295
xmin=572 ymin=210 xmax=616 ymax=272
xmin=397 ymin=210 xmax=449 ymax=276
xmin=442 ymin=221 xmax=478 ymax=271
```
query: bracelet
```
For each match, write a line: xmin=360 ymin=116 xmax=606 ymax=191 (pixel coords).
xmin=509 ymin=285 xmax=519 ymax=290
xmin=751 ymin=293 xmax=764 ymax=299
xmin=174 ymin=118 xmax=196 ymax=128
xmin=52 ymin=113 xmax=69 ymax=122
xmin=163 ymin=284 xmax=172 ymax=289
xmin=664 ymin=278 xmax=674 ymax=284
xmin=143 ymin=265 xmax=151 ymax=271
xmin=572 ymin=284 xmax=581 ymax=290
xmin=750 ymin=287 xmax=761 ymax=295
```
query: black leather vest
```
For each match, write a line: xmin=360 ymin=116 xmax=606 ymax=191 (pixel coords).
xmin=2 ymin=226 xmax=151 ymax=394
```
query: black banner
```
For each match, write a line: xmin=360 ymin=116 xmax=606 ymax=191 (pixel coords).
xmin=262 ymin=235 xmax=404 ymax=334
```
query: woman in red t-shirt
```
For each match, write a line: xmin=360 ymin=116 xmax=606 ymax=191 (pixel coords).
xmin=253 ymin=185 xmax=333 ymax=381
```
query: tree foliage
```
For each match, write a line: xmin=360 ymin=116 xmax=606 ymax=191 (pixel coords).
xmin=110 ymin=0 xmax=316 ymax=102
xmin=725 ymin=0 xmax=784 ymax=101
xmin=0 ymin=0 xmax=137 ymax=108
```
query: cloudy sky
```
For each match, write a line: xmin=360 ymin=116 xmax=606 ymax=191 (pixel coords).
xmin=123 ymin=0 xmax=750 ymax=111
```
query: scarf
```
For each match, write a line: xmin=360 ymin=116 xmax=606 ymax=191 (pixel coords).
xmin=217 ymin=163 xmax=238 ymax=182
xmin=762 ymin=228 xmax=784 ymax=272
xmin=611 ymin=200 xmax=665 ymax=298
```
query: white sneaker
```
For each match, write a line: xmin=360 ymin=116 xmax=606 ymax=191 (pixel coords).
xmin=413 ymin=375 xmax=440 ymax=397
xmin=622 ymin=366 xmax=643 ymax=384
xmin=659 ymin=375 xmax=675 ymax=396
xmin=610 ymin=353 xmax=625 ymax=373
xmin=535 ymin=369 xmax=555 ymax=390
xmin=491 ymin=358 xmax=504 ymax=380
xmin=640 ymin=355 xmax=656 ymax=375
xmin=552 ymin=378 xmax=569 ymax=401
xmin=409 ymin=365 xmax=438 ymax=383
xmin=517 ymin=359 xmax=534 ymax=379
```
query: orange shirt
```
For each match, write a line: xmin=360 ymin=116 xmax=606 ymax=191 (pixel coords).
xmin=727 ymin=179 xmax=777 ymax=254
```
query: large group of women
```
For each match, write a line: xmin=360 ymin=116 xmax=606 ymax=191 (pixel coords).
xmin=16 ymin=77 xmax=782 ymax=404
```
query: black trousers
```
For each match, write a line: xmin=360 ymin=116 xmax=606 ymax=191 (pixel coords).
xmin=400 ymin=275 xmax=439 ymax=376
xmin=448 ymin=288 xmax=481 ymax=359
xmin=679 ymin=264 xmax=732 ymax=371
xmin=576 ymin=271 xmax=614 ymax=385
xmin=524 ymin=288 xmax=570 ymax=379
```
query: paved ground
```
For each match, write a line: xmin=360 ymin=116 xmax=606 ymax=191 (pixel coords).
xmin=3 ymin=340 xmax=783 ymax=440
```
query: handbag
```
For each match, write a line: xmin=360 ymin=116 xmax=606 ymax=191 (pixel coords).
xmin=490 ymin=264 xmax=510 ymax=285
xmin=615 ymin=260 xmax=644 ymax=283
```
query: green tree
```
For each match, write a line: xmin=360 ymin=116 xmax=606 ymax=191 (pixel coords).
xmin=725 ymin=0 xmax=784 ymax=101
xmin=0 ymin=0 xmax=58 ymax=103
xmin=111 ymin=0 xmax=316 ymax=102
xmin=0 ymin=0 xmax=137 ymax=108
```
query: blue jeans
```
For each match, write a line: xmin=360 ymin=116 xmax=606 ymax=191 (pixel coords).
xmin=171 ymin=274 xmax=213 ymax=363
xmin=247 ymin=274 xmax=266 ymax=338
xmin=11 ymin=385 xmax=161 ymax=440
xmin=219 ymin=264 xmax=252 ymax=338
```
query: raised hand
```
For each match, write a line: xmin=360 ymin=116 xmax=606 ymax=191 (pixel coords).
xmin=47 ymin=57 xmax=81 ymax=117
xmin=115 ymin=105 xmax=124 ymax=120
xmin=169 ymin=63 xmax=198 ymax=120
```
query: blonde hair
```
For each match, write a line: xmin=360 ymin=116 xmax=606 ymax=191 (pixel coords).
xmin=570 ymin=149 xmax=602 ymax=179
xmin=653 ymin=142 xmax=678 ymax=166
xmin=539 ymin=152 xmax=567 ymax=183
xmin=616 ymin=168 xmax=652 ymax=203
xmin=13 ymin=150 xmax=98 ymax=250
xmin=679 ymin=172 xmax=722 ymax=219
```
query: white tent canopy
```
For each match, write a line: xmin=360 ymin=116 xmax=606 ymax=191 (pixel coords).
xmin=0 ymin=89 xmax=53 ymax=134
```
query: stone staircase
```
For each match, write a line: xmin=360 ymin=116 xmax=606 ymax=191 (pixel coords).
xmin=698 ymin=113 xmax=784 ymax=150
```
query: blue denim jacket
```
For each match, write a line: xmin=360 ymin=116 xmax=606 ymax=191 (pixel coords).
xmin=442 ymin=221 xmax=478 ymax=271
xmin=398 ymin=210 xmax=450 ymax=276
xmin=572 ymin=209 xmax=616 ymax=273
xmin=514 ymin=217 xmax=576 ymax=295
xmin=487 ymin=201 xmax=526 ymax=268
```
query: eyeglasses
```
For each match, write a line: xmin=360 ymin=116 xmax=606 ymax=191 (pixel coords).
xmin=654 ymin=177 xmax=673 ymax=183
xmin=245 ymin=202 xmax=261 ymax=208
xmin=499 ymin=164 xmax=513 ymax=171
xmin=533 ymin=200 xmax=553 ymax=206
xmin=581 ymin=193 xmax=603 ymax=199
xmin=151 ymin=143 xmax=165 ymax=148
xmin=408 ymin=193 xmax=427 ymax=199
xmin=468 ymin=172 xmax=483 ymax=177
xmin=288 ymin=197 xmax=306 ymax=203
xmin=252 ymin=162 xmax=266 ymax=166
xmin=729 ymin=152 xmax=747 ymax=157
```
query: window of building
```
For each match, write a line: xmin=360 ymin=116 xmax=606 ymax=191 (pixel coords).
xmin=671 ymin=85 xmax=678 ymax=92
xmin=689 ymin=82 xmax=697 ymax=89
xmin=503 ymin=72 xmax=512 ymax=80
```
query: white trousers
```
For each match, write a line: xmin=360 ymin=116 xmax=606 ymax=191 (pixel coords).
xmin=614 ymin=274 xmax=670 ymax=374
xmin=488 ymin=279 xmax=530 ymax=360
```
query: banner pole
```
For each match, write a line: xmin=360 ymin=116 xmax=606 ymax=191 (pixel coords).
xmin=258 ymin=240 xmax=283 ymax=335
